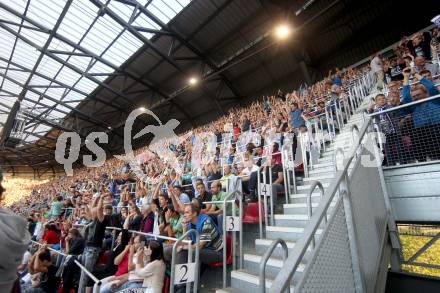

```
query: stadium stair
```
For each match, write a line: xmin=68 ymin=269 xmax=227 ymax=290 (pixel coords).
xmin=217 ymin=95 xmax=374 ymax=292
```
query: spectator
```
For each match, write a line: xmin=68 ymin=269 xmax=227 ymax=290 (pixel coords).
xmin=386 ymin=58 xmax=406 ymax=81
xmin=371 ymin=94 xmax=402 ymax=165
xmin=41 ymin=223 xmax=60 ymax=248
xmin=220 ymin=165 xmax=235 ymax=191
xmin=370 ymin=53 xmax=384 ymax=90
xmin=23 ymin=246 xmax=60 ymax=293
xmin=171 ymin=203 xmax=222 ymax=276
xmin=173 ymin=186 xmax=190 ymax=204
xmin=289 ymin=102 xmax=305 ymax=131
xmin=164 ymin=203 xmax=183 ymax=239
xmin=205 ymin=180 xmax=228 ymax=230
xmin=95 ymin=229 xmax=130 ymax=293
xmin=49 ymin=195 xmax=63 ymax=220
xmin=409 ymin=33 xmax=432 ymax=60
xmin=401 ymin=67 xmax=440 ymax=161
xmin=65 ymin=228 xmax=85 ymax=255
xmin=123 ymin=201 xmax=142 ymax=231
xmin=117 ymin=240 xmax=165 ymax=293
xmin=140 ymin=203 xmax=154 ymax=234
xmin=195 ymin=181 xmax=212 ymax=212
xmin=78 ymin=195 xmax=109 ymax=293
xmin=262 ymin=155 xmax=284 ymax=212
xmin=0 ymin=169 xmax=30 ymax=293
xmin=414 ymin=56 xmax=440 ymax=76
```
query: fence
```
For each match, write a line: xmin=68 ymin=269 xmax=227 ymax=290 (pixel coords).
xmin=370 ymin=93 xmax=440 ymax=167
xmin=202 ymin=188 xmax=244 ymax=288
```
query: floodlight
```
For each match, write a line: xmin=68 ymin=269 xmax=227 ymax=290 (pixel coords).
xmin=188 ymin=77 xmax=198 ymax=85
xmin=275 ymin=24 xmax=291 ymax=40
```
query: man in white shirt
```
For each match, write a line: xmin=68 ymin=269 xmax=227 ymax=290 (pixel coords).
xmin=370 ymin=53 xmax=384 ymax=90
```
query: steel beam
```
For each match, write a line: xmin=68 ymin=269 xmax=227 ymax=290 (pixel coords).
xmin=0 ymin=2 xmax=194 ymax=125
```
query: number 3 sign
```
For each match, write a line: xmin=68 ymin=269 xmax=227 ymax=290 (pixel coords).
xmin=226 ymin=216 xmax=240 ymax=231
xmin=174 ymin=263 xmax=196 ymax=285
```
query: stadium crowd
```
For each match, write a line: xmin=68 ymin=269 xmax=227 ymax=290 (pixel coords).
xmin=1 ymin=24 xmax=439 ymax=293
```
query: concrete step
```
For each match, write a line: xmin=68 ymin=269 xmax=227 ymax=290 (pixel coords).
xmin=289 ymin=192 xmax=323 ymax=204
xmin=283 ymin=202 xmax=318 ymax=214
xmin=308 ymin=166 xmax=335 ymax=175
xmin=295 ymin=182 xmax=330 ymax=193
xmin=274 ymin=214 xmax=309 ymax=227
xmin=310 ymin=161 xmax=334 ymax=169
xmin=316 ymin=156 xmax=333 ymax=163
xmin=243 ymin=253 xmax=304 ymax=284
xmin=303 ymin=173 xmax=335 ymax=182
xmin=255 ymin=238 xmax=298 ymax=259
xmin=283 ymin=202 xmax=336 ymax=215
xmin=229 ymin=270 xmax=295 ymax=292
xmin=265 ymin=225 xmax=305 ymax=241
xmin=216 ymin=288 xmax=248 ymax=293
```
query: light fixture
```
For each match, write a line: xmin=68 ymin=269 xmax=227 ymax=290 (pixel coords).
xmin=139 ymin=107 xmax=146 ymax=111
xmin=188 ymin=77 xmax=198 ymax=85
xmin=274 ymin=24 xmax=291 ymax=40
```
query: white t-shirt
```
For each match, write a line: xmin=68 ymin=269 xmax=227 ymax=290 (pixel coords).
xmin=18 ymin=251 xmax=31 ymax=274
xmin=370 ymin=56 xmax=382 ymax=73
xmin=242 ymin=165 xmax=259 ymax=176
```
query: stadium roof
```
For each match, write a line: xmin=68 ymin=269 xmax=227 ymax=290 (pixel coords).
xmin=0 ymin=0 xmax=437 ymax=172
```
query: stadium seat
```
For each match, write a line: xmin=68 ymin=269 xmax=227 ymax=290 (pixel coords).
xmin=243 ymin=202 xmax=264 ymax=224
xmin=210 ymin=234 xmax=232 ymax=267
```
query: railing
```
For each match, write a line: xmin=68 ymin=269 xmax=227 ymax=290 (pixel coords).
xmin=170 ymin=229 xmax=200 ymax=293
xmin=30 ymin=240 xmax=102 ymax=293
xmin=369 ymin=93 xmax=440 ymax=167
xmin=306 ymin=181 xmax=326 ymax=250
xmin=259 ymin=238 xmax=289 ymax=293
xmin=268 ymin=113 xmax=399 ymax=292
xmin=203 ymin=188 xmax=244 ymax=288
xmin=105 ymin=226 xmax=198 ymax=293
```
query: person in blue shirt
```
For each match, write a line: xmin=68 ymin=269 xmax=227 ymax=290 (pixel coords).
xmin=289 ymin=102 xmax=304 ymax=131
xmin=401 ymin=67 xmax=440 ymax=161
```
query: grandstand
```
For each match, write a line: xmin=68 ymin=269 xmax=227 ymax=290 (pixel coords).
xmin=1 ymin=0 xmax=440 ymax=293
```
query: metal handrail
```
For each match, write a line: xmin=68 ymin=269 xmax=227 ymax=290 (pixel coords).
xmin=268 ymin=115 xmax=372 ymax=293
xmin=306 ymin=181 xmax=325 ymax=221
xmin=30 ymin=240 xmax=102 ymax=293
xmin=368 ymin=93 xmax=440 ymax=117
xmin=221 ymin=188 xmax=244 ymax=288
xmin=333 ymin=147 xmax=345 ymax=171
xmin=259 ymin=238 xmax=289 ymax=293
xmin=74 ymin=260 xmax=102 ymax=293
xmin=170 ymin=229 xmax=200 ymax=293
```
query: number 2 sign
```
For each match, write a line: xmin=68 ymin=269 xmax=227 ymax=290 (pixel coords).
xmin=174 ymin=263 xmax=196 ymax=285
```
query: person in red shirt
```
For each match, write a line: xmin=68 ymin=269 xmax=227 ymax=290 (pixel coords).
xmin=42 ymin=223 xmax=60 ymax=247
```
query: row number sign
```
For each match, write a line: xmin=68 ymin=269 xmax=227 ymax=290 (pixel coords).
xmin=174 ymin=263 xmax=196 ymax=285
xmin=260 ymin=184 xmax=272 ymax=197
xmin=226 ymin=216 xmax=240 ymax=231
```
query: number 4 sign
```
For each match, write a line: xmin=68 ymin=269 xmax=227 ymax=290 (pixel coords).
xmin=260 ymin=184 xmax=272 ymax=197
xmin=226 ymin=216 xmax=240 ymax=231
xmin=174 ymin=263 xmax=196 ymax=285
